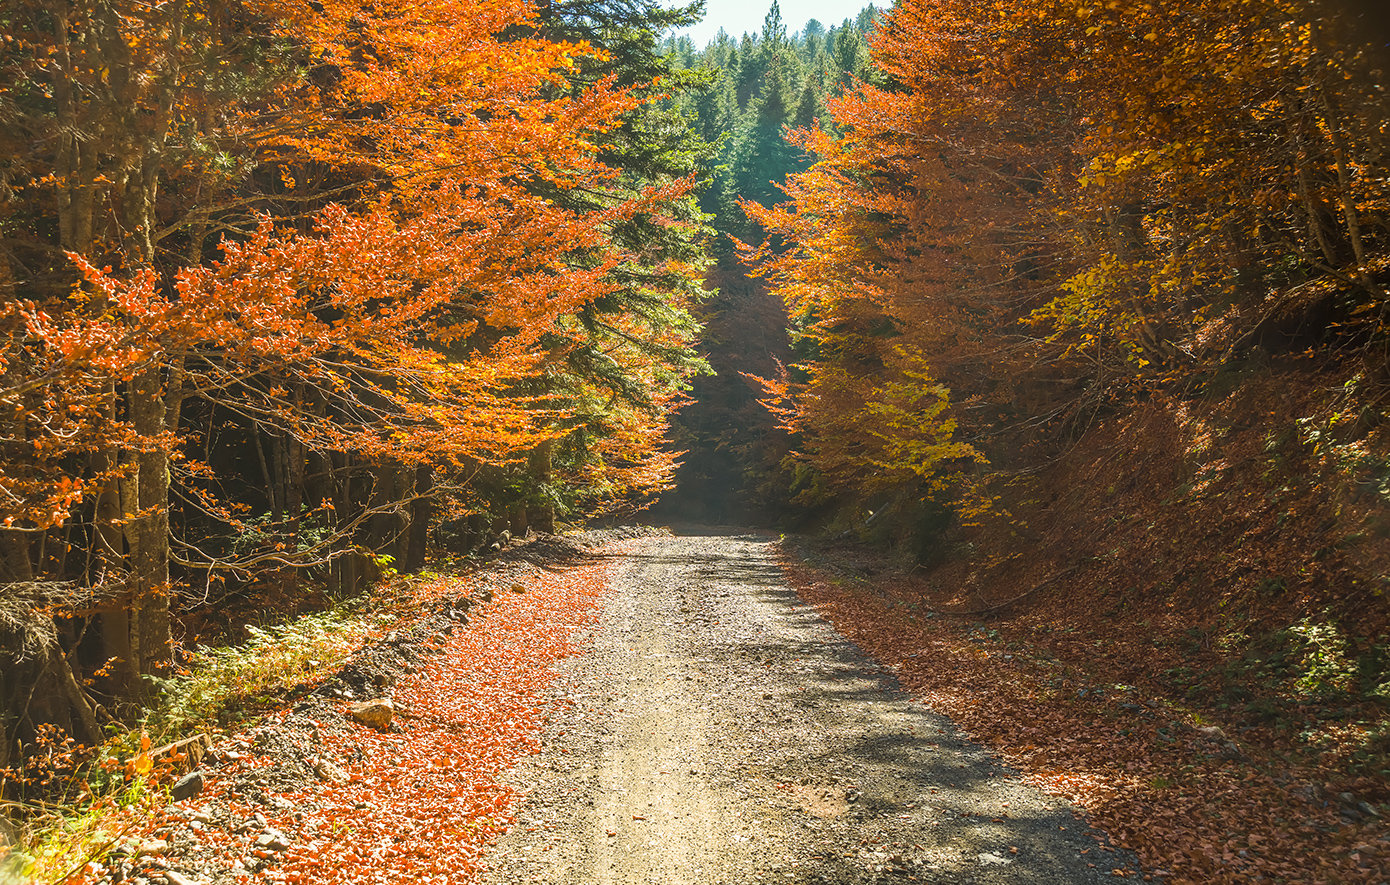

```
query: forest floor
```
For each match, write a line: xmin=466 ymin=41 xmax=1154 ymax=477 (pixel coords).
xmin=788 ymin=356 xmax=1390 ymax=885
xmin=783 ymin=536 xmax=1390 ymax=885
xmin=39 ymin=529 xmax=1137 ymax=885
xmin=29 ymin=519 xmax=1390 ymax=885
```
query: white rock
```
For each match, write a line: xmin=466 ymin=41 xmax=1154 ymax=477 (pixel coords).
xmin=137 ymin=839 xmax=169 ymax=857
xmin=312 ymin=757 xmax=350 ymax=784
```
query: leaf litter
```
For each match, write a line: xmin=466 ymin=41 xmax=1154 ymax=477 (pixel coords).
xmin=61 ymin=529 xmax=652 ymax=885
xmin=49 ymin=519 xmax=1390 ymax=885
xmin=777 ymin=541 xmax=1390 ymax=885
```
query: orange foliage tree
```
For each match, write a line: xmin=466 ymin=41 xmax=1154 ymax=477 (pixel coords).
xmin=0 ymin=0 xmax=700 ymax=714
xmin=747 ymin=0 xmax=1387 ymax=524
xmin=743 ymin=0 xmax=1070 ymax=514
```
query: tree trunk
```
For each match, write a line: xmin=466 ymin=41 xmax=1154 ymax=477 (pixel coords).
xmin=287 ymin=398 xmax=305 ymax=526
xmin=529 ymin=439 xmax=556 ymax=534
xmin=252 ymin=421 xmax=282 ymax=525
xmin=0 ymin=533 xmax=34 ymax=585
xmin=94 ymin=391 xmax=136 ymax=696
xmin=49 ymin=0 xmax=190 ymax=702
xmin=1287 ymin=94 xmax=1340 ymax=266
xmin=1321 ymin=88 xmax=1374 ymax=293
xmin=122 ymin=366 xmax=174 ymax=684
xmin=49 ymin=641 xmax=101 ymax=747
xmin=329 ymin=452 xmax=360 ymax=598
xmin=404 ymin=466 xmax=431 ymax=573
xmin=368 ymin=465 xmax=407 ymax=561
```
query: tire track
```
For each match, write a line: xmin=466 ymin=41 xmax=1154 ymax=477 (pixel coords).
xmin=483 ymin=531 xmax=1141 ymax=885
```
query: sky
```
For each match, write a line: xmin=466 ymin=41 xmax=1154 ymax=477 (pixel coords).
xmin=670 ymin=0 xmax=875 ymax=47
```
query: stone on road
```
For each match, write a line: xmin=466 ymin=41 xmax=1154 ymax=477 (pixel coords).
xmin=483 ymin=532 xmax=1140 ymax=885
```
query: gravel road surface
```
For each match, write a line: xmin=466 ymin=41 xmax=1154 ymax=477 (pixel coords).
xmin=482 ymin=531 xmax=1141 ymax=885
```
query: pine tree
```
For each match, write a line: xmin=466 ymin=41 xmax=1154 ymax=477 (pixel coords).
xmin=830 ymin=22 xmax=868 ymax=92
xmin=730 ymin=57 xmax=801 ymax=209
xmin=793 ymin=81 xmax=822 ymax=131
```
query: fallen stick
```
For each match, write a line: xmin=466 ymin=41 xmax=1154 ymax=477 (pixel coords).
xmin=945 ymin=565 xmax=1084 ymax=617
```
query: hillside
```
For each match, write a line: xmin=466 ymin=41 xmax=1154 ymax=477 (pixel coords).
xmin=771 ymin=352 xmax=1390 ymax=882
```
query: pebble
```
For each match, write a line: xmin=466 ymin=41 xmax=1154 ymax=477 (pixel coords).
xmin=255 ymin=830 xmax=292 ymax=851
xmin=170 ymin=772 xmax=205 ymax=801
xmin=313 ymin=757 xmax=351 ymax=784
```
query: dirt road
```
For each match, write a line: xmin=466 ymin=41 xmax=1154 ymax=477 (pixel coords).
xmin=483 ymin=531 xmax=1141 ymax=884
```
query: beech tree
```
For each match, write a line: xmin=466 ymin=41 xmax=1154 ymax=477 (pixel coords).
xmin=2 ymin=0 xmax=323 ymax=711
xmin=746 ymin=0 xmax=1387 ymax=535
xmin=0 ymin=0 xmax=702 ymax=747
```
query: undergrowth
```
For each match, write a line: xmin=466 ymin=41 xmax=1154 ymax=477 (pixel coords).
xmin=145 ymin=604 xmax=374 ymax=744
xmin=2 ymin=592 xmax=389 ymax=885
xmin=1161 ymin=616 xmax=1390 ymax=775
xmin=1 ymin=779 xmax=151 ymax=885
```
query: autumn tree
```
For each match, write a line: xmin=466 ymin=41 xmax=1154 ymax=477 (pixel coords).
xmin=1032 ymin=0 xmax=1388 ymax=374
xmin=745 ymin=0 xmax=1388 ymax=543
xmin=1 ymin=0 xmax=328 ymax=710
xmin=0 ymin=0 xmax=700 ymax=748
xmin=743 ymin=0 xmax=1065 ymax=536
